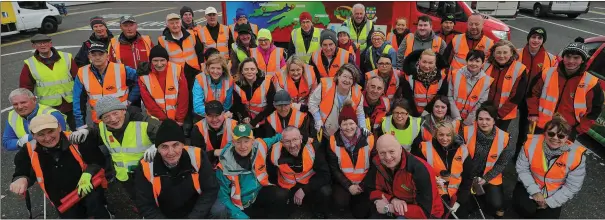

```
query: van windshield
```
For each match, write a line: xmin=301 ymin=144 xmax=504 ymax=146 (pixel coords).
xmin=17 ymin=1 xmax=48 ymax=10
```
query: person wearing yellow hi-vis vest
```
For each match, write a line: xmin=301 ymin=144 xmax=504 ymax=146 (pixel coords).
xmin=69 ymin=96 xmax=160 ymax=203
xmin=20 ymin=34 xmax=77 ymax=129
xmin=360 ymin=31 xmax=396 ymax=74
xmin=342 ymin=4 xmax=375 ymax=52
xmin=3 ymin=88 xmax=68 ymax=151
xmin=287 ymin=12 xmax=322 ymax=63
xmin=375 ymin=98 xmax=423 ymax=153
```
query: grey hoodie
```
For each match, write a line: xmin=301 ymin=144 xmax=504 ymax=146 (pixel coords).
xmin=448 ymin=67 xmax=491 ymax=125
xmin=396 ymin=31 xmax=447 ymax=70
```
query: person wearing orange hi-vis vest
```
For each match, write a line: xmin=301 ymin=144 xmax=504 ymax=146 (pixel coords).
xmin=273 ymin=56 xmax=318 ymax=107
xmin=10 ymin=114 xmax=110 ymax=218
xmin=448 ymin=50 xmax=493 ymax=126
xmin=395 ymin=15 xmax=446 ymax=71
xmin=443 ymin=13 xmax=494 ymax=70
xmin=267 ymin=127 xmax=332 ymax=219
xmin=527 ymin=41 xmax=603 ymax=142
xmin=108 ymin=16 xmax=153 ymax=70
xmin=364 ymin=55 xmax=402 ymax=102
xmin=327 ymin=103 xmax=375 ymax=218
xmin=363 ymin=76 xmax=391 ymax=133
xmin=190 ymin=100 xmax=239 ymax=167
xmin=210 ymin=124 xmax=288 ymax=219
xmin=250 ymin=29 xmax=286 ymax=77
xmin=192 ymin=54 xmax=234 ymax=118
xmin=197 ymin=7 xmax=234 ymax=59
xmin=447 ymin=104 xmax=512 ymax=219
xmin=135 ymin=119 xmax=219 ymax=218
xmin=260 ymin=90 xmax=315 ymax=144
xmin=386 ymin=17 xmax=411 ymax=52
xmin=513 ymin=115 xmax=587 ymax=219
xmin=483 ymin=40 xmax=528 ymax=131
xmin=308 ymin=29 xmax=354 ymax=80
xmin=420 ymin=95 xmax=462 ymax=142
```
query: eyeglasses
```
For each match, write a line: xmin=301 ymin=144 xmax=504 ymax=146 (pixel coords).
xmin=258 ymin=39 xmax=270 ymax=43
xmin=282 ymin=138 xmax=300 ymax=145
xmin=377 ymin=62 xmax=392 ymax=66
xmin=546 ymin=131 xmax=567 ymax=139
xmin=393 ymin=111 xmax=409 ymax=116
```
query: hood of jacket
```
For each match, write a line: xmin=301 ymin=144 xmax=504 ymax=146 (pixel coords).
xmin=402 ymin=49 xmax=448 ymax=77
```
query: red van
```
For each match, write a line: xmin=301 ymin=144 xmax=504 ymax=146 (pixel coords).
xmin=222 ymin=1 xmax=511 ymax=46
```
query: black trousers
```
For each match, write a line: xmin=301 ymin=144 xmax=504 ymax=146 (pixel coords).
xmin=455 ymin=183 xmax=504 ymax=218
xmin=287 ymin=184 xmax=332 ymax=215
xmin=64 ymin=110 xmax=76 ymax=131
xmin=243 ymin=185 xmax=290 ymax=218
xmin=332 ymin=183 xmax=371 ymax=218
xmin=59 ymin=188 xmax=110 ymax=218
xmin=513 ymin=182 xmax=562 ymax=219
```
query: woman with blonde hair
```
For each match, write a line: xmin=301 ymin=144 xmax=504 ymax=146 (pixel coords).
xmin=483 ymin=39 xmax=528 ymax=130
xmin=273 ymin=56 xmax=318 ymax=108
xmin=193 ymin=53 xmax=234 ymax=118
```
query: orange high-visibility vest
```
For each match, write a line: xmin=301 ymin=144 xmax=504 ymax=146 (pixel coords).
xmin=387 ymin=32 xmax=400 ymax=51
xmin=250 ymin=47 xmax=284 ymax=76
xmin=140 ymin=146 xmax=202 ymax=206
xmin=196 ymin=118 xmax=237 ymax=152
xmin=198 ymin=24 xmax=230 ymax=59
xmin=420 ymin=141 xmax=449 ymax=195
xmin=233 ymin=75 xmax=273 ymax=117
xmin=406 ymin=70 xmax=447 ymax=113
xmin=270 ymin=142 xmax=316 ymax=189
xmin=403 ymin=33 xmax=443 ymax=57
xmin=448 ymin=124 xmax=509 ymax=196
xmin=318 ymin=78 xmax=363 ymax=123
xmin=450 ymin=34 xmax=493 ymax=70
xmin=421 ymin=119 xmax=461 ymax=142
xmin=195 ymin=74 xmax=234 ymax=104
xmin=537 ymin=67 xmax=599 ymax=128
xmin=274 ymin=64 xmax=317 ymax=104
xmin=450 ymin=68 xmax=494 ymax=120
xmin=158 ymin=35 xmax=200 ymax=70
xmin=483 ymin=60 xmax=527 ymax=120
xmin=311 ymin=48 xmax=351 ymax=78
xmin=517 ymin=47 xmax=556 ymax=74
xmin=217 ymin=139 xmax=271 ymax=210
xmin=329 ymin=135 xmax=375 ymax=184
xmin=365 ymin=69 xmax=401 ymax=100
xmin=110 ymin=35 xmax=152 ymax=63
xmin=77 ymin=63 xmax=130 ymax=123
xmin=140 ymin=62 xmax=181 ymax=120
xmin=267 ymin=108 xmax=306 ymax=133
xmin=523 ymin=134 xmax=586 ymax=197
xmin=229 ymin=23 xmax=259 ymax=40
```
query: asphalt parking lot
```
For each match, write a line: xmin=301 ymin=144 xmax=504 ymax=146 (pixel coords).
xmin=1 ymin=2 xmax=604 ymax=219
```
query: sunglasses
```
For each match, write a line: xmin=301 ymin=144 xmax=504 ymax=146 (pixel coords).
xmin=546 ymin=131 xmax=567 ymax=139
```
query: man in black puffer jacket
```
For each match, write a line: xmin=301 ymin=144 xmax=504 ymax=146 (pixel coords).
xmin=75 ymin=16 xmax=114 ymax=67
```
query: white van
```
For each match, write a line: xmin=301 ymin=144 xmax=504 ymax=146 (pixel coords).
xmin=1 ymin=1 xmax=63 ymax=37
xmin=466 ymin=1 xmax=519 ymax=19
xmin=519 ymin=1 xmax=590 ymax=18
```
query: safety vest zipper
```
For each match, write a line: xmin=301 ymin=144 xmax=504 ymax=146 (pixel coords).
xmin=553 ymin=77 xmax=570 ymax=117
xmin=542 ymin=154 xmax=561 ymax=197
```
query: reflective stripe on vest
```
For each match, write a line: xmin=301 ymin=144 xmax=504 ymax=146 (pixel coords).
xmin=77 ymin=63 xmax=129 ymax=122
xmin=110 ymin=36 xmax=152 ymax=64
xmin=234 ymin=75 xmax=273 ymax=116
xmin=140 ymin=146 xmax=202 ymax=206
xmin=484 ymin=61 xmax=526 ymax=120
xmin=267 ymin=108 xmax=306 ymax=133
xmin=197 ymin=118 xmax=236 ymax=152
xmin=292 ymin=27 xmax=322 ymax=63
xmin=275 ymin=64 xmax=316 ymax=104
xmin=329 ymin=135 xmax=374 ymax=184
xmin=345 ymin=18 xmax=373 ymax=51
xmin=25 ymin=52 xmax=74 ymax=106
xmin=537 ymin=68 xmax=599 ymax=128
xmin=318 ymin=78 xmax=362 ymax=123
xmin=195 ymin=74 xmax=232 ymax=104
xmin=141 ymin=62 xmax=181 ymax=120
xmin=403 ymin=34 xmax=443 ymax=57
xmin=365 ymin=69 xmax=400 ymax=100
xmin=230 ymin=23 xmax=259 ymax=40
xmin=199 ymin=24 xmax=230 ymax=58
xmin=231 ymin=43 xmax=250 ymax=62
xmin=368 ymin=44 xmax=394 ymax=70
xmin=387 ymin=32 xmax=399 ymax=51
xmin=312 ymin=48 xmax=350 ymax=78
xmin=250 ymin=47 xmax=284 ymax=76
xmin=382 ymin=116 xmax=421 ymax=152
xmin=463 ymin=124 xmax=509 ymax=185
xmin=406 ymin=70 xmax=446 ymax=113
xmin=100 ymin=121 xmax=152 ymax=181
xmin=158 ymin=35 xmax=200 ymax=70
xmin=451 ymin=68 xmax=493 ymax=120
xmin=422 ymin=141 xmax=447 ymax=174
xmin=8 ymin=105 xmax=61 ymax=138
xmin=517 ymin=48 xmax=556 ymax=74
xmin=451 ymin=34 xmax=493 ymax=69
xmin=270 ymin=143 xmax=316 ymax=189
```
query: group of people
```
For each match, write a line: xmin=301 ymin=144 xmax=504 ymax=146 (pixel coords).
xmin=5 ymin=3 xmax=602 ymax=219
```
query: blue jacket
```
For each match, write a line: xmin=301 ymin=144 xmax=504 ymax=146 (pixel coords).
xmin=215 ymin=135 xmax=281 ymax=219
xmin=72 ymin=63 xmax=140 ymax=128
xmin=2 ymin=104 xmax=67 ymax=151
xmin=192 ymin=73 xmax=233 ymax=117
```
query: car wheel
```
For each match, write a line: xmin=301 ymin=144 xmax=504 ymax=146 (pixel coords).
xmin=567 ymin=14 xmax=580 ymax=18
xmin=40 ymin=18 xmax=58 ymax=33
xmin=533 ymin=4 xmax=544 ymax=17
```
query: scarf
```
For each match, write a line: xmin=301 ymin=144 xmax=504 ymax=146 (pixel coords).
xmin=340 ymin=128 xmax=361 ymax=152
xmin=415 ymin=64 xmax=438 ymax=88
xmin=543 ymin=141 xmax=571 ymax=160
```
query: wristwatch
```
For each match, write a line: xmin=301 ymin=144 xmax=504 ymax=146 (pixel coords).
xmin=383 ymin=204 xmax=390 ymax=214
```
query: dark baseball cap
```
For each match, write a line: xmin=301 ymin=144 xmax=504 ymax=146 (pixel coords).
xmin=205 ymin=100 xmax=224 ymax=116
xmin=273 ymin=90 xmax=292 ymax=105
xmin=88 ymin=41 xmax=107 ymax=53
xmin=120 ymin=15 xmax=136 ymax=24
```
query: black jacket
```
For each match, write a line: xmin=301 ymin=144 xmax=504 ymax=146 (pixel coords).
xmin=202 ymin=23 xmax=235 ymax=56
xmin=135 ymin=148 xmax=219 ymax=218
xmin=267 ymin=140 xmax=331 ymax=193
xmin=12 ymin=133 xmax=105 ymax=206
xmin=326 ymin=131 xmax=376 ymax=189
xmin=258 ymin=109 xmax=315 ymax=141
xmin=395 ymin=50 xmax=449 ymax=117
xmin=232 ymin=76 xmax=277 ymax=127
xmin=411 ymin=139 xmax=462 ymax=172
xmin=190 ymin=122 xmax=225 ymax=166
xmin=75 ymin=31 xmax=114 ymax=67
xmin=159 ymin=27 xmax=205 ymax=78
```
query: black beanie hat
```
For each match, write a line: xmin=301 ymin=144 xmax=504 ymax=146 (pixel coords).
xmin=527 ymin=27 xmax=547 ymax=43
xmin=90 ymin=16 xmax=107 ymax=29
xmin=149 ymin=45 xmax=169 ymax=61
xmin=180 ymin=6 xmax=194 ymax=18
xmin=155 ymin=119 xmax=185 ymax=146
xmin=441 ymin=13 xmax=455 ymax=24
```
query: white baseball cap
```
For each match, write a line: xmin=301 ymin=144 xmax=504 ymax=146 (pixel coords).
xmin=205 ymin=7 xmax=218 ymax=15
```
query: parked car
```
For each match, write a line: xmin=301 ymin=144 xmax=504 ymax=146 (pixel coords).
xmin=519 ymin=1 xmax=590 ymax=18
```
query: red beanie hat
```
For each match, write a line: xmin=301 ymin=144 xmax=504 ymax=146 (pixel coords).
xmin=338 ymin=101 xmax=357 ymax=125
xmin=299 ymin=12 xmax=312 ymax=23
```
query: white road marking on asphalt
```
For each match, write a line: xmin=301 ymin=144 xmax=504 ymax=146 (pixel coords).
xmin=76 ymin=28 xmax=165 ymax=31
xmin=518 ymin=15 xmax=600 ymax=36
xmin=1 ymin=106 xmax=13 ymax=113
xmin=579 ymin=18 xmax=605 ymax=25
xmin=508 ymin=25 xmax=529 ymax=33
xmin=1 ymin=45 xmax=81 ymax=57
xmin=589 ymin=10 xmax=605 ymax=16
xmin=593 ymin=7 xmax=605 ymax=10
xmin=68 ymin=8 xmax=111 ymax=15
